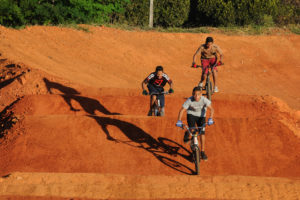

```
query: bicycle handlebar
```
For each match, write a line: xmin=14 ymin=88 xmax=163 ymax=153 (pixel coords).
xmin=179 ymin=123 xmax=207 ymax=137
xmin=148 ymin=91 xmax=170 ymax=95
xmin=193 ymin=61 xmax=224 ymax=68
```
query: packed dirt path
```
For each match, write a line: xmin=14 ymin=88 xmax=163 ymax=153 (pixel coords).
xmin=0 ymin=172 xmax=299 ymax=200
xmin=0 ymin=25 xmax=300 ymax=199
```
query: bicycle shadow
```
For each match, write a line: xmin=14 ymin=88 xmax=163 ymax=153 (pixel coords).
xmin=43 ymin=78 xmax=194 ymax=174
xmin=43 ymin=78 xmax=120 ymax=115
xmin=90 ymin=115 xmax=195 ymax=175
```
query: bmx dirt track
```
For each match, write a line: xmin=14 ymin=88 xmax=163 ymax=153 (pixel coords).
xmin=0 ymin=26 xmax=300 ymax=199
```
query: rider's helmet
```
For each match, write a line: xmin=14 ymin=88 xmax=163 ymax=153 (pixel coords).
xmin=155 ymin=66 xmax=163 ymax=72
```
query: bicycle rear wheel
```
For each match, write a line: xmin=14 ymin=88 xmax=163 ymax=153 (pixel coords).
xmin=193 ymin=147 xmax=201 ymax=175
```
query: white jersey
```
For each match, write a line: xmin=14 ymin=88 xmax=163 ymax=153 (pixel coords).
xmin=182 ymin=96 xmax=211 ymax=117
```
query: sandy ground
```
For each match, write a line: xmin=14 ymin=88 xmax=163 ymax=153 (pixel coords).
xmin=0 ymin=25 xmax=299 ymax=199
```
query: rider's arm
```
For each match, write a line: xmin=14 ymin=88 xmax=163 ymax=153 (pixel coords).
xmin=142 ymin=73 xmax=153 ymax=91
xmin=192 ymin=47 xmax=202 ymax=64
xmin=142 ymin=80 xmax=147 ymax=90
xmin=178 ymin=107 xmax=186 ymax=121
xmin=215 ymin=53 xmax=221 ymax=66
xmin=216 ymin=45 xmax=223 ymax=63
xmin=168 ymin=81 xmax=173 ymax=90
xmin=207 ymin=104 xmax=214 ymax=118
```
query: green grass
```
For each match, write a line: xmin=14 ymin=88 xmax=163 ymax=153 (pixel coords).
xmin=5 ymin=22 xmax=300 ymax=35
xmin=287 ymin=24 xmax=300 ymax=34
xmin=58 ymin=23 xmax=91 ymax=32
xmin=102 ymin=23 xmax=300 ymax=35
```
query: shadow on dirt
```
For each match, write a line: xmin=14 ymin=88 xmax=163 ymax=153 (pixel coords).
xmin=0 ymin=61 xmax=28 ymax=90
xmin=90 ymin=116 xmax=194 ymax=175
xmin=0 ymin=72 xmax=25 ymax=90
xmin=43 ymin=78 xmax=195 ymax=174
xmin=43 ymin=78 xmax=120 ymax=115
xmin=44 ymin=78 xmax=80 ymax=95
xmin=0 ymin=98 xmax=20 ymax=139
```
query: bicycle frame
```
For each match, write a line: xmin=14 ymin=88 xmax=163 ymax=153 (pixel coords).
xmin=205 ymin=67 xmax=214 ymax=101
xmin=180 ymin=123 xmax=207 ymax=175
xmin=182 ymin=124 xmax=205 ymax=150
xmin=148 ymin=91 xmax=170 ymax=116
xmin=196 ymin=65 xmax=214 ymax=101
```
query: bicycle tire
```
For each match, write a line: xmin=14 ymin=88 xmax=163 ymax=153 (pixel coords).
xmin=193 ymin=147 xmax=200 ymax=175
xmin=206 ymin=80 xmax=213 ymax=101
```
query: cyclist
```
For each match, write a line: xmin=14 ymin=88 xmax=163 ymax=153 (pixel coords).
xmin=176 ymin=86 xmax=214 ymax=161
xmin=142 ymin=66 xmax=174 ymax=116
xmin=192 ymin=36 xmax=223 ymax=92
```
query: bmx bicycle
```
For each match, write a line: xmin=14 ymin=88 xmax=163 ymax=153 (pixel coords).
xmin=148 ymin=91 xmax=170 ymax=116
xmin=178 ymin=122 xmax=208 ymax=175
xmin=195 ymin=65 xmax=214 ymax=101
xmin=193 ymin=61 xmax=223 ymax=101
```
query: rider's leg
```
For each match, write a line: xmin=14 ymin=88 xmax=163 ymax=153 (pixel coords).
xmin=186 ymin=114 xmax=196 ymax=143
xmin=198 ymin=117 xmax=208 ymax=160
xmin=199 ymin=59 xmax=209 ymax=87
xmin=159 ymin=93 xmax=165 ymax=116
xmin=151 ymin=95 xmax=157 ymax=109
xmin=212 ymin=70 xmax=217 ymax=87
xmin=147 ymin=84 xmax=158 ymax=116
xmin=211 ymin=57 xmax=219 ymax=92
xmin=212 ymin=70 xmax=219 ymax=92
xmin=198 ymin=72 xmax=205 ymax=87
xmin=200 ymin=134 xmax=205 ymax=151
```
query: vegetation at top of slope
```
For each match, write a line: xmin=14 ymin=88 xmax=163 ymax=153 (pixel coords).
xmin=0 ymin=0 xmax=299 ymax=28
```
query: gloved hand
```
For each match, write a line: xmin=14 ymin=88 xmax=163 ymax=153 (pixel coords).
xmin=142 ymin=90 xmax=148 ymax=95
xmin=168 ymin=88 xmax=174 ymax=93
xmin=207 ymin=118 xmax=214 ymax=125
xmin=192 ymin=62 xmax=197 ymax=68
xmin=176 ymin=120 xmax=183 ymax=127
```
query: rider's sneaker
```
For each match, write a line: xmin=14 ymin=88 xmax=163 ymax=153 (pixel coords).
xmin=201 ymin=151 xmax=208 ymax=161
xmin=198 ymin=82 xmax=203 ymax=88
xmin=214 ymin=86 xmax=219 ymax=93
xmin=183 ymin=131 xmax=190 ymax=143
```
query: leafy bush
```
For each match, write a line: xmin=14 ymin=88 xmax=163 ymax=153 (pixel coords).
xmin=0 ymin=0 xmax=298 ymax=29
xmin=0 ymin=0 xmax=130 ymax=27
xmin=154 ymin=0 xmax=190 ymax=27
xmin=123 ymin=0 xmax=149 ymax=26
xmin=0 ymin=0 xmax=24 ymax=27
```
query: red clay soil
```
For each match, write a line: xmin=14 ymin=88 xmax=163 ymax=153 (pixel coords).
xmin=0 ymin=25 xmax=299 ymax=199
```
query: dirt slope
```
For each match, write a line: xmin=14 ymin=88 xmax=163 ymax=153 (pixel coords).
xmin=0 ymin=26 xmax=300 ymax=199
xmin=1 ymin=25 xmax=300 ymax=108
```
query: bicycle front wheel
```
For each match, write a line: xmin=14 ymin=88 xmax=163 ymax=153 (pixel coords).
xmin=193 ymin=147 xmax=201 ymax=175
xmin=206 ymin=80 xmax=213 ymax=101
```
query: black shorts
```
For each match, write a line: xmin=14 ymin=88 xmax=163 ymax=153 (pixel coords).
xmin=147 ymin=84 xmax=165 ymax=107
xmin=187 ymin=114 xmax=206 ymax=135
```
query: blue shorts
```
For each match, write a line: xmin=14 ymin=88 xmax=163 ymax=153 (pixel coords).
xmin=147 ymin=84 xmax=165 ymax=107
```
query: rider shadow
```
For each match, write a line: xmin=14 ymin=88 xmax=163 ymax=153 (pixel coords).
xmin=43 ymin=78 xmax=194 ymax=174
xmin=43 ymin=78 xmax=120 ymax=115
xmin=90 ymin=115 xmax=195 ymax=175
